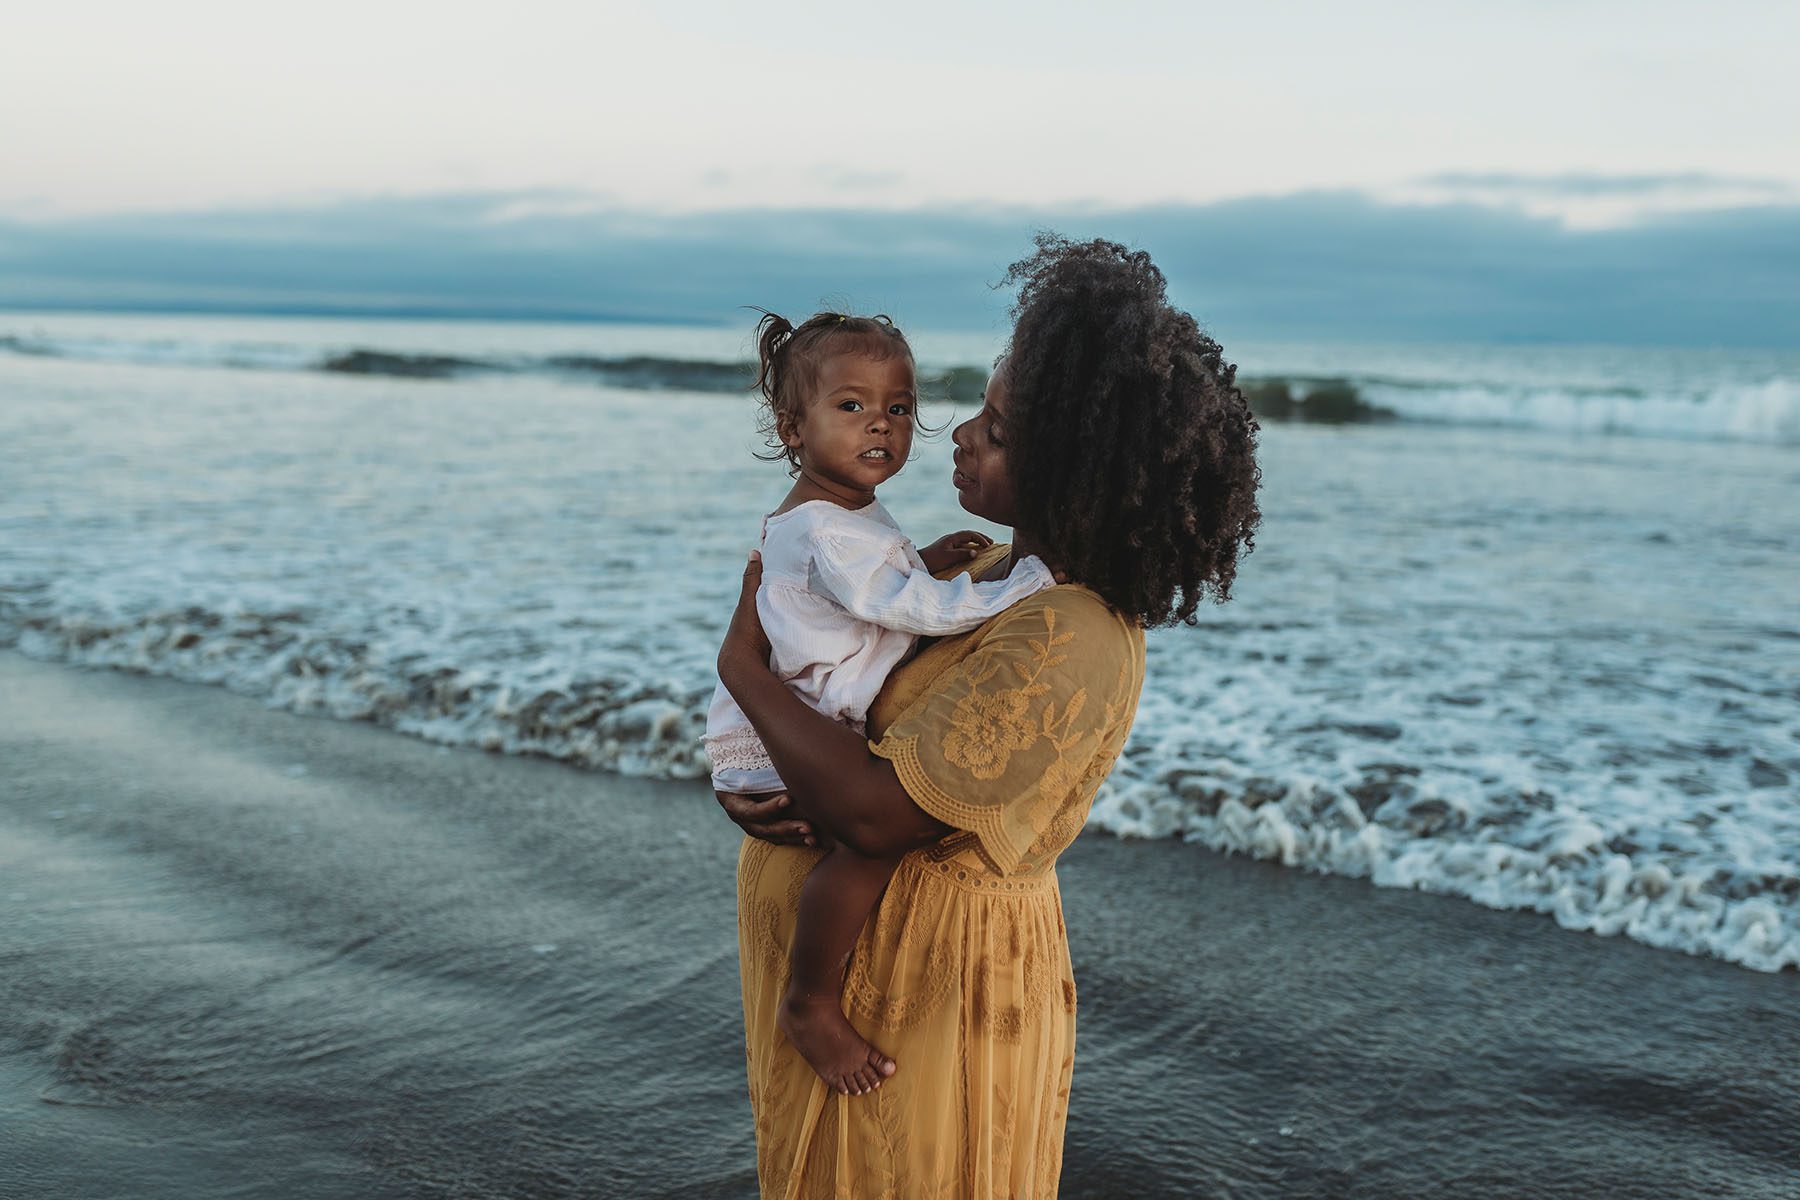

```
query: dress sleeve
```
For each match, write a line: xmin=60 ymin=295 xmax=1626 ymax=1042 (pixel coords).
xmin=809 ymin=529 xmax=1056 ymax=636
xmin=869 ymin=589 xmax=1135 ymax=875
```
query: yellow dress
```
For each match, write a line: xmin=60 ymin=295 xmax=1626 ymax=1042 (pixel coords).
xmin=736 ymin=546 xmax=1147 ymax=1199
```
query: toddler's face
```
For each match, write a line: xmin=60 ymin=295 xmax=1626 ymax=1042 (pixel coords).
xmin=784 ymin=352 xmax=916 ymax=496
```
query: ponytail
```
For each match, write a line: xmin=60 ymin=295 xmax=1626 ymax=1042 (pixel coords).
xmin=752 ymin=308 xmax=796 ymax=417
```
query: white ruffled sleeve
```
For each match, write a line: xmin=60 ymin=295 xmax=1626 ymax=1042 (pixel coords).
xmin=808 ymin=528 xmax=1057 ymax=636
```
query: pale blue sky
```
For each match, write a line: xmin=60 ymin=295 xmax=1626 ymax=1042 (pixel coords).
xmin=4 ymin=1 xmax=1795 ymax=342
xmin=3 ymin=0 xmax=1795 ymax=226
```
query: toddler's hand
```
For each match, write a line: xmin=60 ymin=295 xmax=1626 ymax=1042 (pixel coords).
xmin=920 ymin=529 xmax=993 ymax=573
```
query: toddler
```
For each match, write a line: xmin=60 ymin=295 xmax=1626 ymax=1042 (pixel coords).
xmin=705 ymin=310 xmax=1054 ymax=1096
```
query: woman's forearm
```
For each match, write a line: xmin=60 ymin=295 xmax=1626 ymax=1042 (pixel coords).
xmin=719 ymin=651 xmax=950 ymax=857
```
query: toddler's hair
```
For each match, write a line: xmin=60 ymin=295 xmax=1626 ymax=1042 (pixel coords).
xmin=751 ymin=310 xmax=915 ymax=475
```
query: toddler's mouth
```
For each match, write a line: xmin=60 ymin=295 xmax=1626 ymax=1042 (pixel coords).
xmin=859 ymin=448 xmax=892 ymax=461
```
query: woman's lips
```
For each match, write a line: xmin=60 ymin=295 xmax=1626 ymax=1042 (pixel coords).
xmin=952 ymin=467 xmax=974 ymax=490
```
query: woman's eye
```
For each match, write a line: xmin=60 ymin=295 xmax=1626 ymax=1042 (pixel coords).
xmin=987 ymin=426 xmax=1004 ymax=447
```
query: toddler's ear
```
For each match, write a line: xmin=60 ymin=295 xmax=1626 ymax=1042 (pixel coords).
xmin=777 ymin=414 xmax=802 ymax=447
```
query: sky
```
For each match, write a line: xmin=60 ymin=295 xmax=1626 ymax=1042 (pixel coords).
xmin=1 ymin=1 xmax=1796 ymax=341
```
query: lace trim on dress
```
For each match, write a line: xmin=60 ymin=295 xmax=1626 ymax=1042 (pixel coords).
xmin=704 ymin=729 xmax=775 ymax=773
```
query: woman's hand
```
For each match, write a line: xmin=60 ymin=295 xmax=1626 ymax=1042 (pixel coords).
xmin=718 ymin=550 xmax=773 ymax=683
xmin=714 ymin=551 xmax=814 ymax=846
xmin=714 ymin=790 xmax=817 ymax=846
xmin=919 ymin=529 xmax=993 ymax=573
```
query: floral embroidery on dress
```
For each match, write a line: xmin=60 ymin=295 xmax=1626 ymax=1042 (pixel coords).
xmin=941 ymin=606 xmax=1084 ymax=781
xmin=941 ymin=683 xmax=1038 ymax=779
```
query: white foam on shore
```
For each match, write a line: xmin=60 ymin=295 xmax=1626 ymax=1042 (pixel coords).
xmin=7 ymin=607 xmax=714 ymax=780
xmin=11 ymin=588 xmax=1794 ymax=973
xmin=1089 ymin=758 xmax=1800 ymax=974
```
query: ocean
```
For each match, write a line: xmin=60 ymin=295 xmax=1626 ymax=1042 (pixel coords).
xmin=3 ymin=308 xmax=1797 ymax=979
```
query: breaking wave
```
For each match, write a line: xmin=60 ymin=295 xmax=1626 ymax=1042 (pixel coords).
xmin=6 ymin=327 xmax=1799 ymax=440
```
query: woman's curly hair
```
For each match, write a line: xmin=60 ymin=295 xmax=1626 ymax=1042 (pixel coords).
xmin=1001 ymin=233 xmax=1263 ymax=627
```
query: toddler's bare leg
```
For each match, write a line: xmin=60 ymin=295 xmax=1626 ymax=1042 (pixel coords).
xmin=778 ymin=843 xmax=904 ymax=1095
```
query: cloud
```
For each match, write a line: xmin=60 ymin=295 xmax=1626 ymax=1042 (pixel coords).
xmin=0 ymin=189 xmax=1795 ymax=347
xmin=1415 ymin=171 xmax=1797 ymax=199
xmin=1389 ymin=171 xmax=1800 ymax=232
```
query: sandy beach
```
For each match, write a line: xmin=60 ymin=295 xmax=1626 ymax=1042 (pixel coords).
xmin=3 ymin=652 xmax=1795 ymax=1199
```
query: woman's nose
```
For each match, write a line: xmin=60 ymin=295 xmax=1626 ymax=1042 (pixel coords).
xmin=951 ymin=418 xmax=971 ymax=450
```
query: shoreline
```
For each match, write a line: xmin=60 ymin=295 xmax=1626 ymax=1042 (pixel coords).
xmin=3 ymin=653 xmax=1795 ymax=1198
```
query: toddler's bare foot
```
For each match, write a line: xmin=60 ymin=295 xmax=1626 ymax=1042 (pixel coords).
xmin=778 ymin=993 xmax=897 ymax=1096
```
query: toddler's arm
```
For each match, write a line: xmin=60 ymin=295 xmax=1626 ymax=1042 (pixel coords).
xmin=810 ymin=532 xmax=1056 ymax=636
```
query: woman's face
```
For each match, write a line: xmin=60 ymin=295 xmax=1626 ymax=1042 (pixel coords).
xmin=950 ymin=362 xmax=1018 ymax=526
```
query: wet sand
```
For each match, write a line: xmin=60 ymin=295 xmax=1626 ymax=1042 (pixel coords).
xmin=2 ymin=652 xmax=1795 ymax=1199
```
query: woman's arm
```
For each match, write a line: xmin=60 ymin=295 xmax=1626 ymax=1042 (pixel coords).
xmin=716 ymin=552 xmax=952 ymax=858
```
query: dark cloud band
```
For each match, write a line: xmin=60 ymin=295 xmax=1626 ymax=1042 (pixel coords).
xmin=0 ymin=190 xmax=1794 ymax=346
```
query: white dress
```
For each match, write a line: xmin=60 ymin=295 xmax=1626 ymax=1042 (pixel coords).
xmin=704 ymin=498 xmax=1056 ymax=793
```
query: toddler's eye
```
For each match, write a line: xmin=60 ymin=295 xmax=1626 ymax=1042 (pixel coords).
xmin=889 ymin=403 xmax=912 ymax=416
xmin=838 ymin=400 xmax=863 ymax=412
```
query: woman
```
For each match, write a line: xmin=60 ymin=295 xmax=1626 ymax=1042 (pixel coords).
xmin=716 ymin=235 xmax=1263 ymax=1198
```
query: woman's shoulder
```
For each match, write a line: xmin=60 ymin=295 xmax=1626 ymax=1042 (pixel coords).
xmin=958 ymin=548 xmax=1143 ymax=657
xmin=970 ymin=578 xmax=1146 ymax=697
xmin=996 ymin=580 xmax=1142 ymax=647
